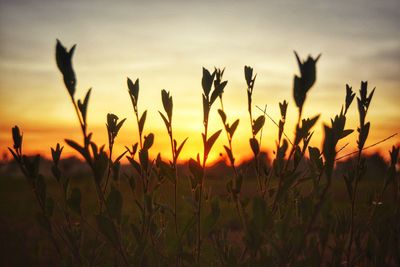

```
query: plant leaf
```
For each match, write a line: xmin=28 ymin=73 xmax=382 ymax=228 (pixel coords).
xmin=139 ymin=149 xmax=148 ymax=171
xmin=229 ymin=119 xmax=240 ymax=137
xmin=139 ymin=110 xmax=147 ymax=134
xmin=127 ymin=156 xmax=141 ymax=174
xmin=159 ymin=111 xmax=170 ymax=130
xmin=223 ymin=145 xmax=234 ymax=164
xmin=65 ymin=139 xmax=89 ymax=161
xmin=143 ymin=133 xmax=154 ymax=150
xmin=218 ymin=109 xmax=226 ymax=124
xmin=250 ymin=137 xmax=260 ymax=156
xmin=210 ymin=80 xmax=227 ymax=105
xmin=127 ymin=78 xmax=139 ymax=102
xmin=202 ymin=67 xmax=213 ymax=97
xmin=189 ymin=158 xmax=203 ymax=181
xmin=252 ymin=115 xmax=265 ymax=135
xmin=205 ymin=130 xmax=222 ymax=156
xmin=340 ymin=129 xmax=353 ymax=140
xmin=175 ymin=137 xmax=188 ymax=160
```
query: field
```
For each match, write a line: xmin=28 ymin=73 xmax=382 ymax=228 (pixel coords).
xmin=1 ymin=152 xmax=398 ymax=266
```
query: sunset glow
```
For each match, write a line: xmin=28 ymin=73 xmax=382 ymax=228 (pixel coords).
xmin=1 ymin=0 xmax=399 ymax=163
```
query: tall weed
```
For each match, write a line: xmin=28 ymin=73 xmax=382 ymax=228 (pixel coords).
xmin=7 ymin=40 xmax=399 ymax=266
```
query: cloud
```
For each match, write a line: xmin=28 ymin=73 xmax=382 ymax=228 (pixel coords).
xmin=349 ymin=44 xmax=400 ymax=83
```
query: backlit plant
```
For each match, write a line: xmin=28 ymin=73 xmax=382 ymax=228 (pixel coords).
xmin=7 ymin=40 xmax=399 ymax=266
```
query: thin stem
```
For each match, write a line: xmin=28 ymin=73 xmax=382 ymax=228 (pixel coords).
xmin=197 ymin=116 xmax=208 ymax=262
xmin=103 ymin=142 xmax=113 ymax=194
xmin=258 ymin=104 xmax=267 ymax=153
xmin=249 ymin=101 xmax=263 ymax=196
xmin=69 ymin=95 xmax=87 ymax=147
xmin=288 ymin=166 xmax=329 ymax=266
xmin=273 ymin=112 xmax=302 ymax=211
xmin=346 ymin=150 xmax=362 ymax=266
xmin=219 ymin=97 xmax=248 ymax=232
xmin=285 ymin=111 xmax=302 ymax=170
xmin=365 ymin=176 xmax=387 ymax=229
xmin=134 ymin=108 xmax=143 ymax=150
xmin=336 ymin=133 xmax=397 ymax=161
xmin=168 ymin=123 xmax=179 ymax=234
xmin=256 ymin=105 xmax=294 ymax=146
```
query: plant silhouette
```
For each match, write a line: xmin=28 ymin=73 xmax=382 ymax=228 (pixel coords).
xmin=6 ymin=40 xmax=399 ymax=266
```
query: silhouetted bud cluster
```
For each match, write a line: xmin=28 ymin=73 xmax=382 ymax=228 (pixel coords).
xmin=161 ymin=89 xmax=173 ymax=122
xmin=56 ymin=39 xmax=76 ymax=98
xmin=356 ymin=81 xmax=375 ymax=150
xmin=344 ymin=84 xmax=355 ymax=115
xmin=127 ymin=78 xmax=139 ymax=108
xmin=12 ymin=126 xmax=23 ymax=150
xmin=51 ymin=143 xmax=63 ymax=166
xmin=106 ymin=113 xmax=126 ymax=144
xmin=293 ymin=52 xmax=320 ymax=115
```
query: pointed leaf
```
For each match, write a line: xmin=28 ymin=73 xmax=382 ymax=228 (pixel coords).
xmin=252 ymin=115 xmax=265 ymax=135
xmin=250 ymin=137 xmax=260 ymax=156
xmin=11 ymin=126 xmax=23 ymax=150
xmin=189 ymin=158 xmax=203 ymax=181
xmin=65 ymin=139 xmax=89 ymax=161
xmin=244 ymin=66 xmax=254 ymax=88
xmin=223 ymin=145 xmax=234 ymax=164
xmin=8 ymin=147 xmax=19 ymax=161
xmin=229 ymin=119 xmax=239 ymax=137
xmin=127 ymin=78 xmax=139 ymax=102
xmin=340 ymin=129 xmax=353 ymax=140
xmin=210 ymin=80 xmax=227 ymax=105
xmin=139 ymin=149 xmax=148 ymax=171
xmin=127 ymin=157 xmax=141 ymax=174
xmin=56 ymin=40 xmax=76 ymax=97
xmin=78 ymin=88 xmax=92 ymax=123
xmin=159 ymin=111 xmax=170 ymax=130
xmin=143 ymin=133 xmax=154 ymax=150
xmin=115 ymin=118 xmax=126 ymax=134
xmin=139 ymin=110 xmax=147 ymax=134
xmin=114 ymin=150 xmax=128 ymax=164
xmin=218 ymin=109 xmax=226 ymax=124
xmin=161 ymin=89 xmax=173 ymax=120
xmin=175 ymin=137 xmax=188 ymax=160
xmin=205 ymin=130 xmax=222 ymax=156
xmin=202 ymin=67 xmax=213 ymax=96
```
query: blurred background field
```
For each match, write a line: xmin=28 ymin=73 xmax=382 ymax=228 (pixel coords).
xmin=0 ymin=152 xmax=395 ymax=266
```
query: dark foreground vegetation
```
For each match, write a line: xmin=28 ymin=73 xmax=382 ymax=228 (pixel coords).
xmin=2 ymin=40 xmax=399 ymax=266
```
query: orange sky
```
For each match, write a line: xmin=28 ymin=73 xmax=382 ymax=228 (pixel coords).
xmin=1 ymin=0 xmax=399 ymax=164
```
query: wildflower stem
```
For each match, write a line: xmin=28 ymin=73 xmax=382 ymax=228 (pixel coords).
xmin=346 ymin=150 xmax=361 ymax=266
xmin=336 ymin=133 xmax=397 ymax=161
xmin=197 ymin=116 xmax=208 ymax=262
xmin=219 ymin=96 xmax=248 ymax=233
xmin=256 ymin=105 xmax=294 ymax=146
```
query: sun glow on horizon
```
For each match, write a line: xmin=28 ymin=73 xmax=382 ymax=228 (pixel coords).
xmin=0 ymin=0 xmax=399 ymax=164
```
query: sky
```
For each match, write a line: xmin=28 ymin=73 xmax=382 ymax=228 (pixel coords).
xmin=0 ymin=0 xmax=399 ymax=163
